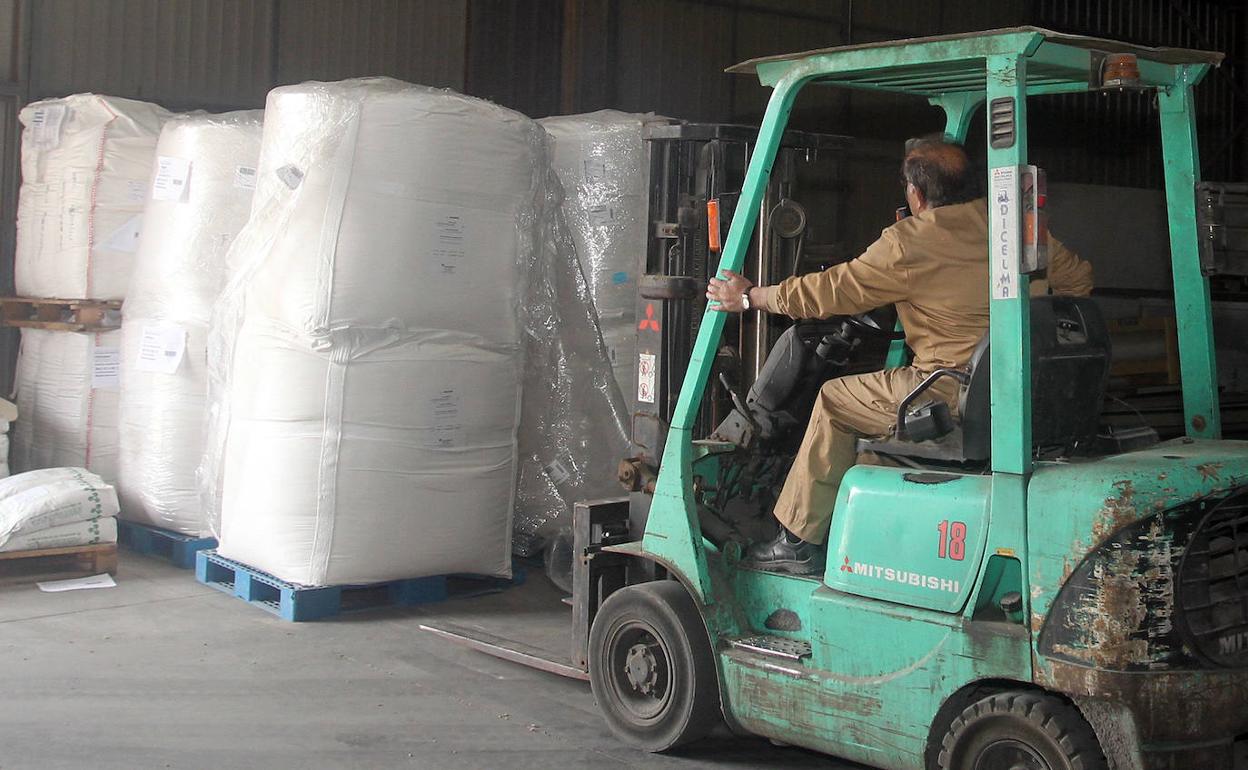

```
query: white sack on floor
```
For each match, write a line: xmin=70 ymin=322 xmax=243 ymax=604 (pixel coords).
xmin=12 ymin=329 xmax=121 ymax=483
xmin=539 ymin=110 xmax=655 ymax=407
xmin=16 ymin=94 xmax=171 ymax=299
xmin=118 ymin=111 xmax=263 ymax=537
xmin=0 ymin=516 xmax=117 ymax=553
xmin=204 ymin=78 xmax=545 ymax=586
xmin=0 ymin=468 xmax=120 ymax=548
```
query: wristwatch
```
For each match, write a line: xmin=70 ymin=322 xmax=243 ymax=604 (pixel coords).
xmin=741 ymin=290 xmax=751 ymax=311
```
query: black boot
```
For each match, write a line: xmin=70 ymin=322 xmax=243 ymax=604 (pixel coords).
xmin=744 ymin=528 xmax=824 ymax=575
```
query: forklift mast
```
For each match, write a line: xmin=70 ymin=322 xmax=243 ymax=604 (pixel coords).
xmin=630 ymin=123 xmax=851 ymax=473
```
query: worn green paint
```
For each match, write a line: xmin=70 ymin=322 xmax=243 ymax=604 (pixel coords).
xmin=631 ymin=28 xmax=1237 ymax=770
xmin=1159 ymin=67 xmax=1221 ymax=438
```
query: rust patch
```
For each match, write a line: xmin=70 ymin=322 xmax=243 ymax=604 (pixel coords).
xmin=1037 ymin=657 xmax=1248 ymax=744
xmin=1093 ymin=479 xmax=1139 ymax=543
xmin=1197 ymin=462 xmax=1224 ymax=482
xmin=1050 ymin=517 xmax=1177 ymax=670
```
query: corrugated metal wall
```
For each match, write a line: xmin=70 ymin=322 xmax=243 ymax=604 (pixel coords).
xmin=1029 ymin=0 xmax=1247 ymax=186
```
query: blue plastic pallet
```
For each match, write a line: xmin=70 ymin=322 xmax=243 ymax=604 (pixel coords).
xmin=195 ymin=549 xmax=525 ymax=622
xmin=117 ymin=519 xmax=218 ymax=569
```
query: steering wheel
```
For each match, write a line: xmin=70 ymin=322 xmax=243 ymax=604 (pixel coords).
xmin=844 ymin=312 xmax=906 ymax=340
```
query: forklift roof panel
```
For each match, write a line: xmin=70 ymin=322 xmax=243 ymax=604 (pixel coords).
xmin=727 ymin=27 xmax=1223 ymax=96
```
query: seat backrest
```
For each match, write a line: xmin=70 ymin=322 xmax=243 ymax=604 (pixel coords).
xmin=957 ymin=296 xmax=1111 ymax=461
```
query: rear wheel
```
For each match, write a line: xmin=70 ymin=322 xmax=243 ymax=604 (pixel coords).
xmin=937 ymin=691 xmax=1107 ymax=770
xmin=588 ymin=580 xmax=719 ymax=751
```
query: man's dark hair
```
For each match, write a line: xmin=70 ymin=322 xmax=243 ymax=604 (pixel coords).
xmin=901 ymin=136 xmax=981 ymax=207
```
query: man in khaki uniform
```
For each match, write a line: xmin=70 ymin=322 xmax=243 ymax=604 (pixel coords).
xmin=707 ymin=138 xmax=1092 ymax=574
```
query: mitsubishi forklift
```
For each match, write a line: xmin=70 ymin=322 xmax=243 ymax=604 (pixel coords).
xmin=421 ymin=27 xmax=1247 ymax=770
xmin=574 ymin=28 xmax=1247 ymax=770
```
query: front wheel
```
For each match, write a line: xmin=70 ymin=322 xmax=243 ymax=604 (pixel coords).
xmin=588 ymin=580 xmax=720 ymax=752
xmin=937 ymin=691 xmax=1107 ymax=770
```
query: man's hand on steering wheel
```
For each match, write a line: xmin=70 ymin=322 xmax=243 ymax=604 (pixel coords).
xmin=707 ymin=270 xmax=755 ymax=313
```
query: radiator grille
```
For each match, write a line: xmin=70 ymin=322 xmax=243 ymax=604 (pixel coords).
xmin=1178 ymin=487 xmax=1248 ymax=668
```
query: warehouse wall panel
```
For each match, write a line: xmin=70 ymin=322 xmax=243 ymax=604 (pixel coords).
xmin=29 ymin=0 xmax=275 ymax=109
xmin=464 ymin=0 xmax=560 ymax=118
xmin=277 ymin=0 xmax=467 ymax=91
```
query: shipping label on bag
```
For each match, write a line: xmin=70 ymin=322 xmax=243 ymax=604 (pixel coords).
xmin=92 ymin=346 xmax=121 ymax=389
xmin=29 ymin=103 xmax=67 ymax=148
xmin=233 ymin=166 xmax=257 ymax=190
xmin=152 ymin=156 xmax=192 ymax=202
xmin=428 ymin=388 xmax=464 ymax=448
xmin=432 ymin=215 xmax=466 ymax=275
xmin=135 ymin=324 xmax=187 ymax=374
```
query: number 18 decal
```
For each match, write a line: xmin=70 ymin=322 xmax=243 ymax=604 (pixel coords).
xmin=937 ymin=520 xmax=967 ymax=561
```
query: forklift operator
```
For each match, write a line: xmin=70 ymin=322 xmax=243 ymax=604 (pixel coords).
xmin=706 ymin=137 xmax=1093 ymax=574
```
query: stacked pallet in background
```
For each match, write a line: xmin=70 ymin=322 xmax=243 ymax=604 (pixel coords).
xmin=117 ymin=111 xmax=263 ymax=539
xmin=203 ymin=78 xmax=547 ymax=587
xmin=10 ymin=94 xmax=172 ymax=484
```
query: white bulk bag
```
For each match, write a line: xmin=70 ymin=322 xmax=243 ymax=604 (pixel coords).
xmin=206 ymin=79 xmax=543 ymax=586
xmin=215 ymin=321 xmax=520 ymax=585
xmin=16 ymin=94 xmax=171 ymax=299
xmin=118 ymin=111 xmax=263 ymax=536
xmin=12 ymin=329 xmax=121 ymax=483
xmin=0 ymin=467 xmax=120 ymax=548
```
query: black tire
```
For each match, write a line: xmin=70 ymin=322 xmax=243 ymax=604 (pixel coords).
xmin=937 ymin=691 xmax=1108 ymax=770
xmin=588 ymin=580 xmax=720 ymax=752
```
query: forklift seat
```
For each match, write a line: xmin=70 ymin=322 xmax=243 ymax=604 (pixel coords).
xmin=858 ymin=296 xmax=1111 ymax=465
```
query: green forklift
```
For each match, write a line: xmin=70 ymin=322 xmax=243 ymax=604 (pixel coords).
xmin=581 ymin=28 xmax=1248 ymax=770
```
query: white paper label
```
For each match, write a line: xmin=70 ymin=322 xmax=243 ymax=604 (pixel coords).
xmin=102 ymin=215 xmax=143 ymax=253
xmin=638 ymin=352 xmax=657 ymax=404
xmin=545 ymin=458 xmax=572 ymax=487
xmin=275 ymin=164 xmax=304 ymax=190
xmin=151 ymin=156 xmax=192 ymax=201
xmin=583 ymin=158 xmax=607 ymax=182
xmin=92 ymin=346 xmax=121 ymax=389
xmin=30 ymin=103 xmax=67 ymax=148
xmin=135 ymin=324 xmax=187 ymax=374
xmin=989 ymin=166 xmax=1019 ymax=301
xmin=432 ymin=215 xmax=466 ymax=275
xmin=587 ymin=204 xmax=615 ymax=228
xmin=428 ymin=389 xmax=463 ymax=448
xmin=233 ymin=165 xmax=257 ymax=190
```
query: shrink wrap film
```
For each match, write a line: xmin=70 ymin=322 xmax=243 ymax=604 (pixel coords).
xmin=118 ymin=111 xmax=263 ymax=537
xmin=203 ymin=79 xmax=552 ymax=586
xmin=16 ymin=94 xmax=171 ymax=299
xmin=539 ymin=110 xmax=656 ymax=408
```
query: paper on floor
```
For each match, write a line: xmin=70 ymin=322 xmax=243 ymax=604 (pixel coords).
xmin=36 ymin=572 xmax=116 ymax=592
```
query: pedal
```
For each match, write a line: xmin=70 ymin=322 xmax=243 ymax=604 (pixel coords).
xmin=728 ymin=635 xmax=812 ymax=661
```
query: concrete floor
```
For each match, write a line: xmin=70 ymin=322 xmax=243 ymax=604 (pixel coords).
xmin=0 ymin=553 xmax=865 ymax=770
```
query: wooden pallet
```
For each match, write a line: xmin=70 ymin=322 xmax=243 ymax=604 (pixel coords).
xmin=0 ymin=296 xmax=122 ymax=331
xmin=196 ymin=549 xmax=524 ymax=622
xmin=0 ymin=542 xmax=118 ymax=581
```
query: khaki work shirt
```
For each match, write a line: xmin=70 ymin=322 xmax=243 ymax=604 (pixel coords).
xmin=754 ymin=198 xmax=1093 ymax=373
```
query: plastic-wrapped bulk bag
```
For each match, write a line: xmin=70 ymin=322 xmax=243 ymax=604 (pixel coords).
xmin=237 ymin=79 xmax=538 ymax=345
xmin=539 ymin=110 xmax=655 ymax=407
xmin=16 ymin=94 xmax=172 ymax=300
xmin=12 ymin=330 xmax=121 ymax=483
xmin=118 ymin=111 xmax=263 ymax=536
xmin=205 ymin=78 xmax=545 ymax=586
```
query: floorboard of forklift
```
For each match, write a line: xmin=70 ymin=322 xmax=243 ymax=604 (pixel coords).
xmin=0 ymin=552 xmax=865 ymax=770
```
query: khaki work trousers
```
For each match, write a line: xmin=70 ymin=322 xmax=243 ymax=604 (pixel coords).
xmin=772 ymin=367 xmax=959 ymax=544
